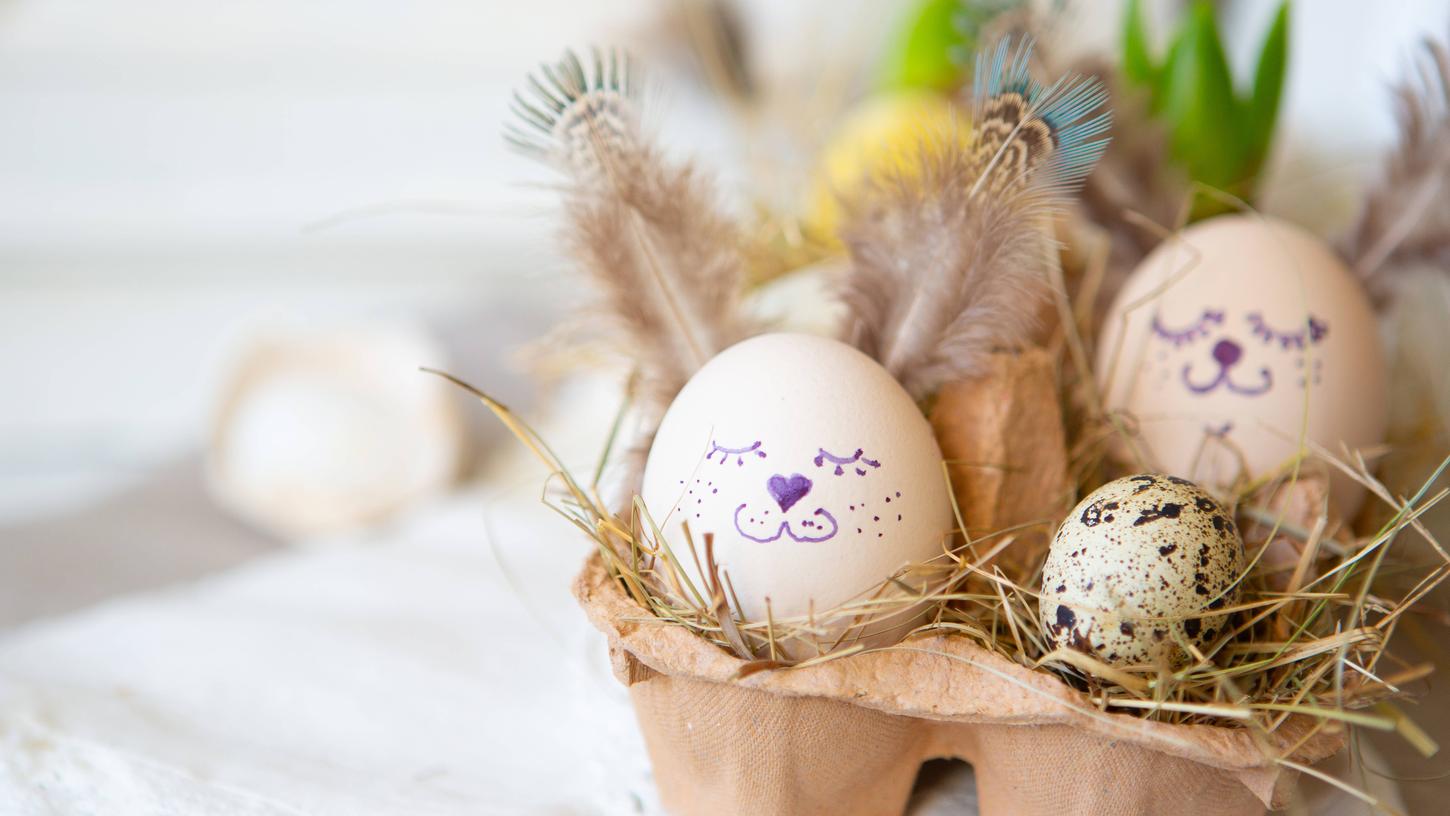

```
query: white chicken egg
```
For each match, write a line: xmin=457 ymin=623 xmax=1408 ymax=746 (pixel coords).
xmin=1041 ymin=474 xmax=1244 ymax=667
xmin=1096 ymin=215 xmax=1388 ymax=517
xmin=641 ymin=333 xmax=954 ymax=658
xmin=208 ymin=324 xmax=463 ymax=539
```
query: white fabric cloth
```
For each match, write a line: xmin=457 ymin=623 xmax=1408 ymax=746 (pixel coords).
xmin=0 ymin=484 xmax=659 ymax=815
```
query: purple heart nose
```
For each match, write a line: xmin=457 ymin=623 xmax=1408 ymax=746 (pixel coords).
xmin=1212 ymin=338 xmax=1242 ymax=368
xmin=766 ymin=474 xmax=812 ymax=513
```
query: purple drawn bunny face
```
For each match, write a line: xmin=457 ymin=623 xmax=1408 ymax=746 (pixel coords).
xmin=671 ymin=436 xmax=907 ymax=546
xmin=1140 ymin=307 xmax=1329 ymax=435
xmin=1095 ymin=216 xmax=1388 ymax=517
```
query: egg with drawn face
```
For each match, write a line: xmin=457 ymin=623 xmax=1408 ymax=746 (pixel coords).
xmin=641 ymin=333 xmax=954 ymax=658
xmin=1097 ymin=216 xmax=1387 ymax=516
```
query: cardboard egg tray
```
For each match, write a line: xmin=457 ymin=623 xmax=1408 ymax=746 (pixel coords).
xmin=575 ymin=552 xmax=1341 ymax=816
xmin=575 ymin=351 xmax=1344 ymax=815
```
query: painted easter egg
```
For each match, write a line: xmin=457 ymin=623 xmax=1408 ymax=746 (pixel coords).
xmin=640 ymin=333 xmax=954 ymax=657
xmin=1096 ymin=215 xmax=1387 ymax=516
xmin=1041 ymin=474 xmax=1244 ymax=667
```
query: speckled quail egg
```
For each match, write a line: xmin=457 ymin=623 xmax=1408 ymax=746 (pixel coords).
xmin=1040 ymin=474 xmax=1244 ymax=667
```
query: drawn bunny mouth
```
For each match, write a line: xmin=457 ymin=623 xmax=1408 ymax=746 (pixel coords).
xmin=733 ymin=504 xmax=839 ymax=543
xmin=1182 ymin=363 xmax=1272 ymax=396
xmin=1181 ymin=337 xmax=1273 ymax=396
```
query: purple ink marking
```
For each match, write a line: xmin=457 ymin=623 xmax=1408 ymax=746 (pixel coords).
xmin=813 ymin=448 xmax=881 ymax=476
xmin=708 ymin=440 xmax=766 ymax=466
xmin=1212 ymin=338 xmax=1241 ymax=367
xmin=766 ymin=474 xmax=812 ymax=513
xmin=1182 ymin=362 xmax=1272 ymax=396
xmin=1151 ymin=309 xmax=1224 ymax=347
xmin=1205 ymin=421 xmax=1234 ymax=438
xmin=733 ymin=504 xmax=839 ymax=543
xmin=1247 ymin=312 xmax=1328 ymax=350
xmin=1181 ymin=338 xmax=1272 ymax=396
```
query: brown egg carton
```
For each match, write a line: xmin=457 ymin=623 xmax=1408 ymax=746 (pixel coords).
xmin=575 ymin=351 xmax=1344 ymax=816
xmin=575 ymin=551 xmax=1341 ymax=816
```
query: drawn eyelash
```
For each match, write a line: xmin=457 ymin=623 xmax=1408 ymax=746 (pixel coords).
xmin=1150 ymin=309 xmax=1224 ymax=347
xmin=1246 ymin=312 xmax=1328 ymax=350
xmin=813 ymin=448 xmax=881 ymax=476
xmin=708 ymin=440 xmax=766 ymax=466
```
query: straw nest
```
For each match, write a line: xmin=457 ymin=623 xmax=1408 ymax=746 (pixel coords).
xmin=432 ymin=202 xmax=1448 ymax=814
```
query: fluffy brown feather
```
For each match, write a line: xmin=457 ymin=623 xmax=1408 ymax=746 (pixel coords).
xmin=839 ymin=39 xmax=1110 ymax=400
xmin=1340 ymin=32 xmax=1450 ymax=305
xmin=841 ymin=137 xmax=1057 ymax=400
xmin=509 ymin=50 xmax=752 ymax=409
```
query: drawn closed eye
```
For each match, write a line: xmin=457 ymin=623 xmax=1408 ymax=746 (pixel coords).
xmin=813 ymin=447 xmax=881 ymax=476
xmin=1151 ymin=309 xmax=1224 ymax=347
xmin=1246 ymin=312 xmax=1328 ymax=350
xmin=708 ymin=440 xmax=767 ymax=466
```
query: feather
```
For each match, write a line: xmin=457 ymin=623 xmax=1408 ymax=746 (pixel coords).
xmin=839 ymin=38 xmax=1110 ymax=400
xmin=653 ymin=0 xmax=755 ymax=104
xmin=1340 ymin=32 xmax=1450 ymax=304
xmin=508 ymin=49 xmax=752 ymax=409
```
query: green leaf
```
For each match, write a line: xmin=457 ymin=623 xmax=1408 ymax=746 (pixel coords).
xmin=879 ymin=0 xmax=1020 ymax=91
xmin=1121 ymin=0 xmax=1157 ymax=89
xmin=1152 ymin=26 xmax=1186 ymax=116
xmin=1157 ymin=1 xmax=1247 ymax=193
xmin=880 ymin=0 xmax=972 ymax=92
xmin=1243 ymin=1 xmax=1289 ymax=178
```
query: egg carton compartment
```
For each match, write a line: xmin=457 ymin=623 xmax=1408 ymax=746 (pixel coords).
xmin=574 ymin=550 xmax=1343 ymax=816
xmin=572 ymin=347 xmax=1352 ymax=816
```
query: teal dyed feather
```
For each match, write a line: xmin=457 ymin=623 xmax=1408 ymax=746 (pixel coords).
xmin=505 ymin=48 xmax=640 ymax=174
xmin=970 ymin=37 xmax=1112 ymax=197
xmin=840 ymin=37 xmax=1112 ymax=399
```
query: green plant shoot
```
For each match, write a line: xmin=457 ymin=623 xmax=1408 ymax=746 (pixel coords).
xmin=1122 ymin=0 xmax=1289 ymax=218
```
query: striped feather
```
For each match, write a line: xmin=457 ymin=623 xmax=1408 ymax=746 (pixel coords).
xmin=840 ymin=37 xmax=1111 ymax=400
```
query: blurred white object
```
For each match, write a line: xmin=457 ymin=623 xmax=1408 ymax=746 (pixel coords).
xmin=207 ymin=324 xmax=465 ymax=539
